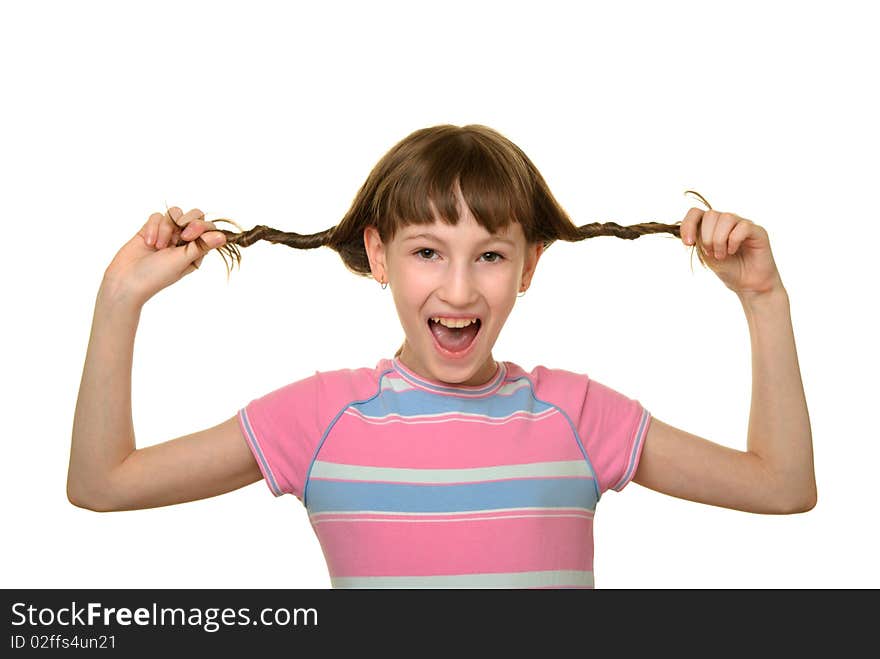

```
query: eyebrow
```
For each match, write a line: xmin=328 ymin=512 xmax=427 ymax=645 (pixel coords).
xmin=402 ymin=232 xmax=516 ymax=247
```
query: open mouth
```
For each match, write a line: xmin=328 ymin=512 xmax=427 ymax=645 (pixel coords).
xmin=427 ymin=318 xmax=482 ymax=356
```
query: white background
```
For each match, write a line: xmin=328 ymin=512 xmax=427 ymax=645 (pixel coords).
xmin=1 ymin=0 xmax=876 ymax=589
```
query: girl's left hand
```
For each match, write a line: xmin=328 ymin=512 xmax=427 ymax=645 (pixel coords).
xmin=679 ymin=208 xmax=784 ymax=297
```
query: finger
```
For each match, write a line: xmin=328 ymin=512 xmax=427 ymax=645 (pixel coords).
xmin=203 ymin=230 xmax=226 ymax=248
xmin=142 ymin=212 xmax=164 ymax=247
xmin=711 ymin=212 xmax=739 ymax=260
xmin=727 ymin=219 xmax=753 ymax=255
xmin=175 ymin=230 xmax=226 ymax=269
xmin=699 ymin=210 xmax=720 ymax=253
xmin=680 ymin=207 xmax=704 ymax=245
xmin=173 ymin=208 xmax=206 ymax=230
xmin=180 ymin=218 xmax=217 ymax=241
xmin=156 ymin=210 xmax=178 ymax=249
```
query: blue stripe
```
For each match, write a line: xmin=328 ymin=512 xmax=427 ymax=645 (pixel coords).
xmin=306 ymin=477 xmax=598 ymax=514
xmin=239 ymin=408 xmax=283 ymax=496
xmin=355 ymin=383 xmax=553 ymax=418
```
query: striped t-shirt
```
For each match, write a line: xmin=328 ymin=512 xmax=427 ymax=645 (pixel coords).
xmin=238 ymin=356 xmax=651 ymax=588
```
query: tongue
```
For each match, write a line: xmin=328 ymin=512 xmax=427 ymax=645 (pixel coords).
xmin=430 ymin=320 xmax=479 ymax=353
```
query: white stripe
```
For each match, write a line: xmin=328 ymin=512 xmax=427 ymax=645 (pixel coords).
xmin=331 ymin=570 xmax=594 ymax=588
xmin=382 ymin=375 xmax=531 ymax=397
xmin=495 ymin=379 xmax=532 ymax=395
xmin=311 ymin=511 xmax=594 ymax=525
xmin=239 ymin=409 xmax=283 ymax=496
xmin=381 ymin=377 xmax=416 ymax=392
xmin=611 ymin=408 xmax=651 ymax=491
xmin=344 ymin=407 xmax=558 ymax=425
xmin=310 ymin=506 xmax=594 ymax=519
xmin=310 ymin=459 xmax=592 ymax=483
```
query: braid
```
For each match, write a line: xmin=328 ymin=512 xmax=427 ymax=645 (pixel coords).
xmin=574 ymin=220 xmax=683 ymax=241
xmin=207 ymin=219 xmax=338 ymax=279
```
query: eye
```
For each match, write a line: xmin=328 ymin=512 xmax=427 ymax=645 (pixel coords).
xmin=413 ymin=249 xmax=505 ymax=263
xmin=414 ymin=247 xmax=504 ymax=263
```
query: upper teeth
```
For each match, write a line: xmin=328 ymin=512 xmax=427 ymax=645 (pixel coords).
xmin=431 ymin=317 xmax=478 ymax=328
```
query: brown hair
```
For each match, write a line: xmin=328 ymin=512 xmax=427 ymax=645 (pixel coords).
xmin=208 ymin=124 xmax=711 ymax=277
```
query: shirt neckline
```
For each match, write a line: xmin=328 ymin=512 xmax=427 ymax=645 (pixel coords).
xmin=389 ymin=356 xmax=508 ymax=397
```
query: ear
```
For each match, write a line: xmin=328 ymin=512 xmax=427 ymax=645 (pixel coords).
xmin=520 ymin=241 xmax=545 ymax=291
xmin=363 ymin=225 xmax=388 ymax=283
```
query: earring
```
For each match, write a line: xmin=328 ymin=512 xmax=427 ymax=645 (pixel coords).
xmin=517 ymin=286 xmax=527 ymax=298
xmin=380 ymin=279 xmax=388 ymax=290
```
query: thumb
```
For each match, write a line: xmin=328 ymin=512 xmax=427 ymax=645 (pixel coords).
xmin=176 ymin=231 xmax=226 ymax=272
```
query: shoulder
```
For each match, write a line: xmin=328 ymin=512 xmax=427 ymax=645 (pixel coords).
xmin=504 ymin=360 xmax=586 ymax=382
xmin=246 ymin=359 xmax=389 ymax=412
xmin=503 ymin=360 xmax=591 ymax=398
xmin=310 ymin=360 xmax=389 ymax=398
xmin=507 ymin=360 xmax=639 ymax=395
xmin=503 ymin=361 xmax=643 ymax=419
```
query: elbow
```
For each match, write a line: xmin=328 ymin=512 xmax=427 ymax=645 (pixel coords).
xmin=790 ymin=492 xmax=818 ymax=514
xmin=775 ymin=498 xmax=815 ymax=514
xmin=758 ymin=459 xmax=817 ymax=514
xmin=775 ymin=485 xmax=818 ymax=515
xmin=66 ymin=488 xmax=98 ymax=511
xmin=67 ymin=482 xmax=117 ymax=513
xmin=68 ymin=495 xmax=117 ymax=513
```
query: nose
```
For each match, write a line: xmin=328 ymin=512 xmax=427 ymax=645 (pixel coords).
xmin=437 ymin=261 xmax=480 ymax=308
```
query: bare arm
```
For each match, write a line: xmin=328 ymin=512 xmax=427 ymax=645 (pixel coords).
xmin=67 ymin=207 xmax=263 ymax=512
xmin=634 ymin=285 xmax=817 ymax=514
xmin=67 ymin=282 xmax=140 ymax=509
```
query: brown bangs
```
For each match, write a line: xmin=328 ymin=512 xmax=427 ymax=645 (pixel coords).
xmin=371 ymin=125 xmax=539 ymax=245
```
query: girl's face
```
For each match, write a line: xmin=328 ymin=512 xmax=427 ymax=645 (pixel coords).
xmin=364 ymin=196 xmax=543 ymax=387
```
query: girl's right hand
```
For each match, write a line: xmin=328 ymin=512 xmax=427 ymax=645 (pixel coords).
xmin=102 ymin=206 xmax=227 ymax=307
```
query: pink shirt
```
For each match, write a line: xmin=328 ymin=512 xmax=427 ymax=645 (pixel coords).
xmin=238 ymin=357 xmax=651 ymax=588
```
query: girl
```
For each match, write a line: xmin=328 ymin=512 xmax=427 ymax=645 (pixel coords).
xmin=68 ymin=124 xmax=816 ymax=588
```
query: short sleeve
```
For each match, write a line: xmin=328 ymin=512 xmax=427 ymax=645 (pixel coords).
xmin=578 ymin=377 xmax=652 ymax=495
xmin=237 ymin=373 xmax=324 ymax=501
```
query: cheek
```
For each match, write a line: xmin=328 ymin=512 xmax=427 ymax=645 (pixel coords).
xmin=480 ymin=269 xmax=519 ymax=297
xmin=479 ymin=275 xmax=517 ymax=319
xmin=390 ymin=278 xmax=429 ymax=325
